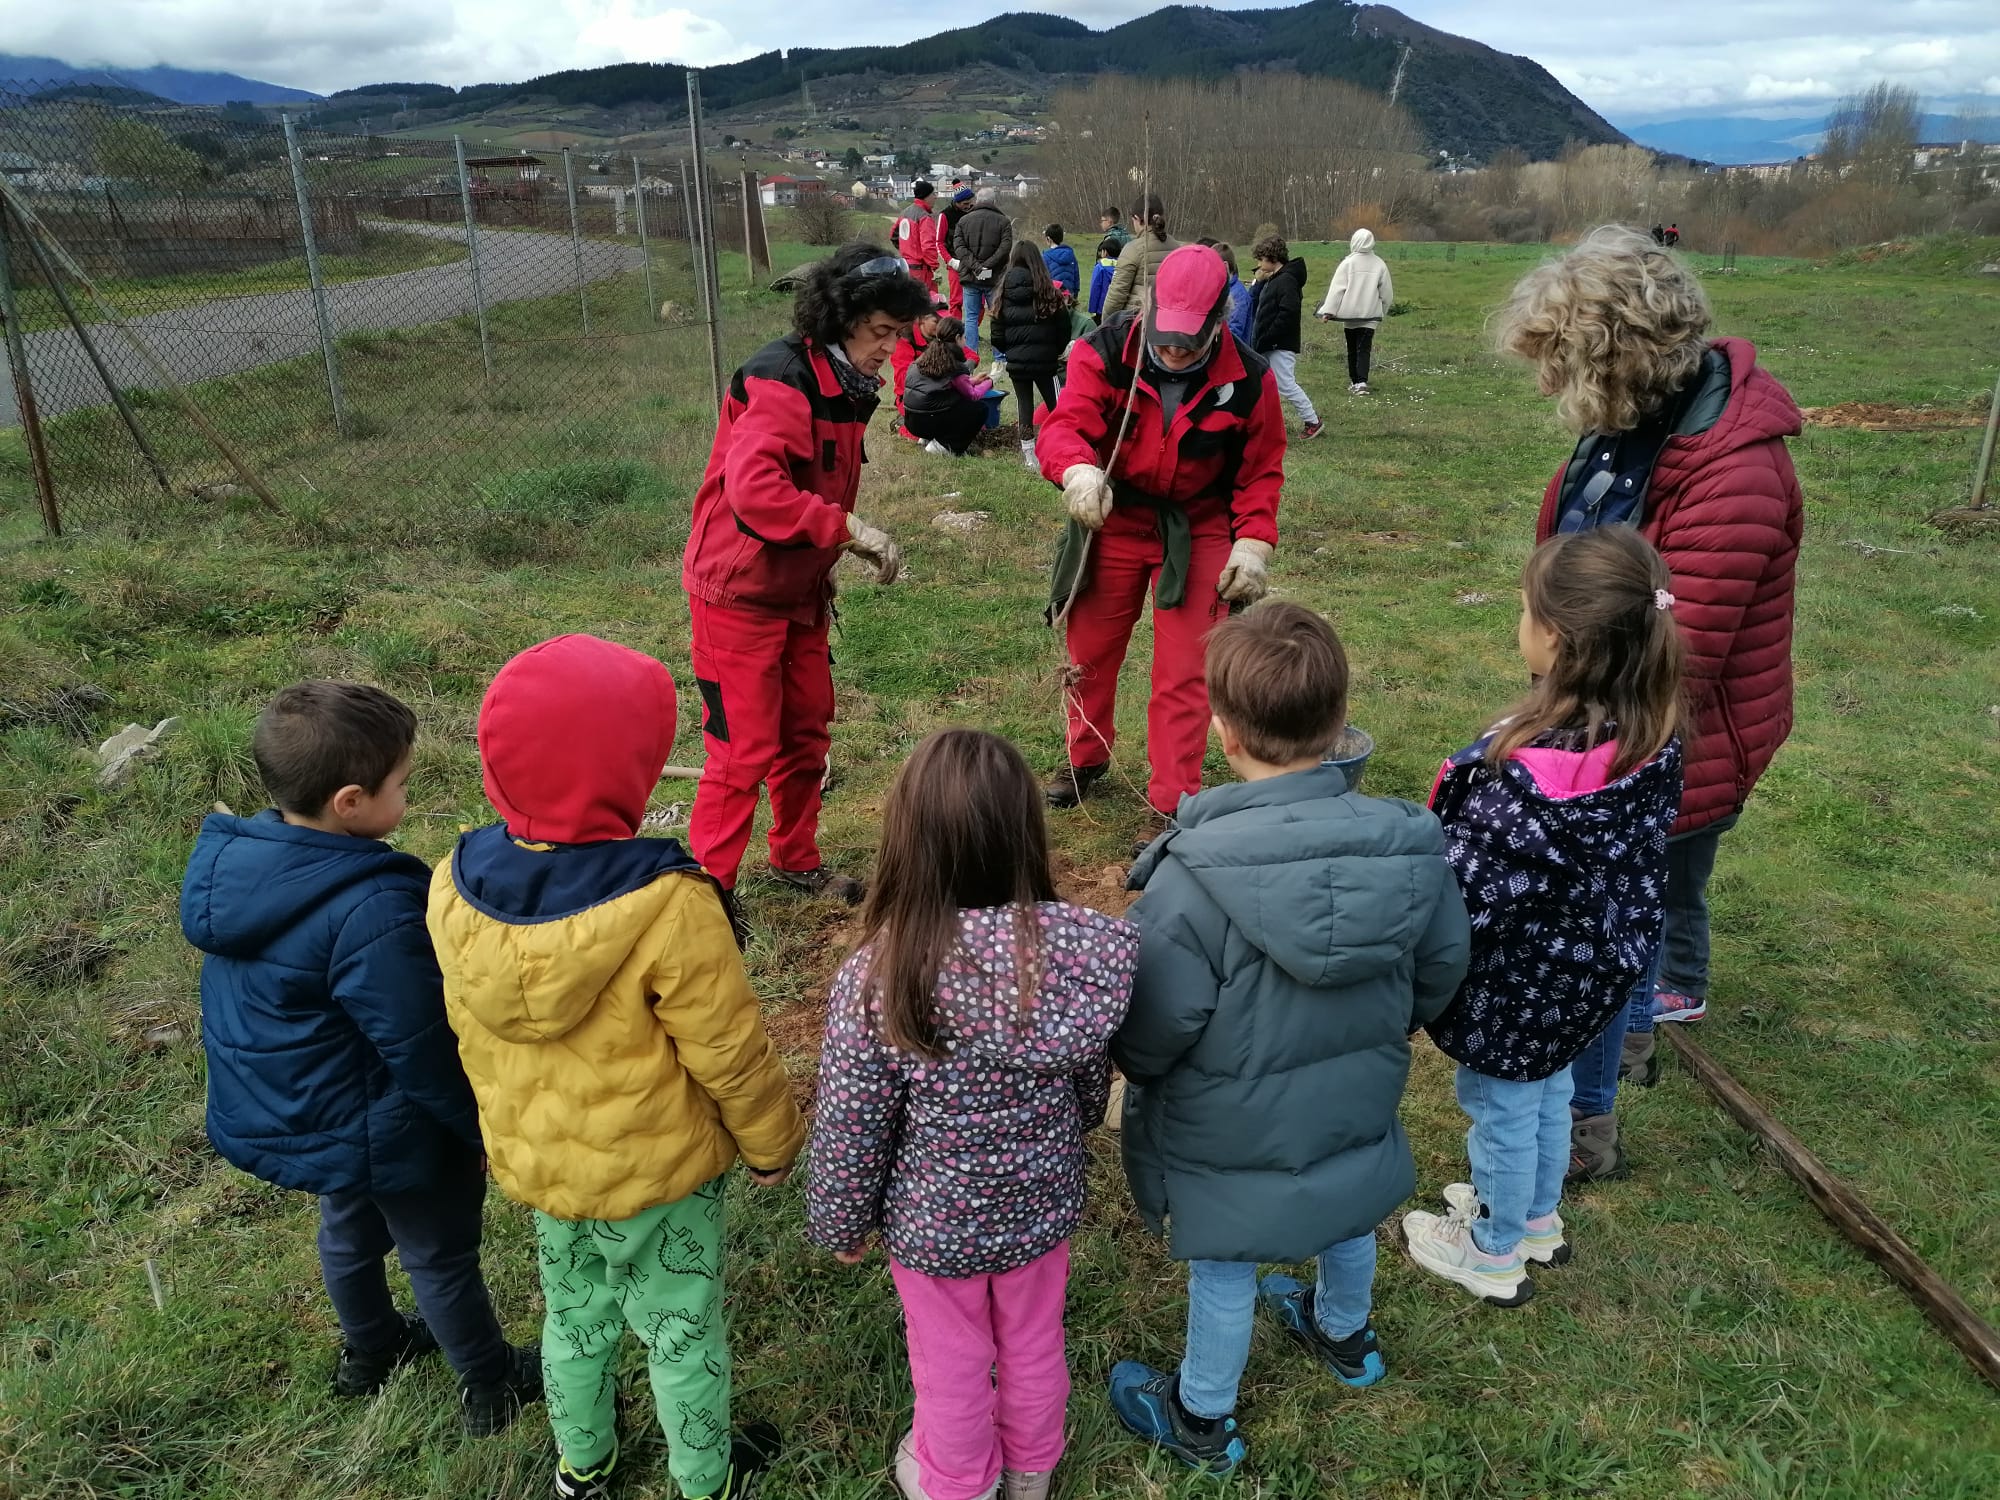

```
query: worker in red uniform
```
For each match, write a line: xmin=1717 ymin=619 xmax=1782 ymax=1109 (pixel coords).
xmin=894 ymin=180 xmax=940 ymax=294
xmin=682 ymin=242 xmax=933 ymax=904
xmin=1038 ymin=243 xmax=1287 ymax=821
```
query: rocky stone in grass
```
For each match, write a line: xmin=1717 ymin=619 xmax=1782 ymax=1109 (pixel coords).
xmin=96 ymin=717 xmax=181 ymax=788
xmin=932 ymin=510 xmax=990 ymax=534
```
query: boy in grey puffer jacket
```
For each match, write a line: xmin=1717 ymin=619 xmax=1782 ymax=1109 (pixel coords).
xmin=1107 ymin=603 xmax=1469 ymax=1476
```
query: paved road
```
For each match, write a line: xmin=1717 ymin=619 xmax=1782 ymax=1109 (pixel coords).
xmin=2 ymin=221 xmax=645 ymax=427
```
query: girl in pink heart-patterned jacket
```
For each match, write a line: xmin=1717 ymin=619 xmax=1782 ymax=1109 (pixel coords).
xmin=804 ymin=728 xmax=1138 ymax=1500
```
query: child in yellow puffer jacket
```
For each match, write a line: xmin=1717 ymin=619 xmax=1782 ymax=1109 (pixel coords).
xmin=428 ymin=633 xmax=805 ymax=1500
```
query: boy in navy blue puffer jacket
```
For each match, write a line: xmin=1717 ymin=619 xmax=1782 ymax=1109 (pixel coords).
xmin=181 ymin=681 xmax=538 ymax=1433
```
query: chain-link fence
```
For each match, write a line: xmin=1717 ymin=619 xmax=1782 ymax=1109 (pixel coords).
xmin=0 ymin=81 xmax=795 ymax=545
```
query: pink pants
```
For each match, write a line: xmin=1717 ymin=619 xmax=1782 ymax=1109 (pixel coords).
xmin=889 ymin=1242 xmax=1071 ymax=1500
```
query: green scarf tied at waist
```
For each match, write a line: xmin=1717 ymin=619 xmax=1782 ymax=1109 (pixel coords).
xmin=1046 ymin=483 xmax=1194 ymax=623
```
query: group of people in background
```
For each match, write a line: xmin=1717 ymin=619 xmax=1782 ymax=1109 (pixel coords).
xmin=897 ymin=184 xmax=1397 ymax=464
xmin=180 ymin=223 xmax=1802 ymax=1500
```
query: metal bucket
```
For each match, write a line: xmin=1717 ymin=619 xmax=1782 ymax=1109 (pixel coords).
xmin=1328 ymin=726 xmax=1374 ymax=788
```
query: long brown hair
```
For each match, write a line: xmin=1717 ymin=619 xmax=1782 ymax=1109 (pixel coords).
xmin=858 ymin=730 xmax=1060 ymax=1058
xmin=915 ymin=317 xmax=968 ymax=378
xmin=1488 ymin=528 xmax=1686 ymax=779
xmin=1008 ymin=240 xmax=1066 ymax=320
xmin=1136 ymin=192 xmax=1168 ymax=243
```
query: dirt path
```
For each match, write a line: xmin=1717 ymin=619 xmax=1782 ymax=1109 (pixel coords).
xmin=1 ymin=221 xmax=643 ymax=427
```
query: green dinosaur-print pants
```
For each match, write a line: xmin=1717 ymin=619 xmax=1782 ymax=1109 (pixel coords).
xmin=535 ymin=1176 xmax=730 ymax=1497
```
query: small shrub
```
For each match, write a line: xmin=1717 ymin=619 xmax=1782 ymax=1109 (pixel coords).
xmin=793 ymin=197 xmax=852 ymax=246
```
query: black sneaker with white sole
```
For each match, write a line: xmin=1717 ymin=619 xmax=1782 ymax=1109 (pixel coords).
xmin=685 ymin=1422 xmax=782 ymax=1499
xmin=555 ymin=1441 xmax=620 ymax=1499
xmin=334 ymin=1311 xmax=438 ymax=1397
xmin=460 ymin=1342 xmax=544 ymax=1437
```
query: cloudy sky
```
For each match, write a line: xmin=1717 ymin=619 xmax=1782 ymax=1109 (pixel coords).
xmin=7 ymin=0 xmax=1998 ymax=119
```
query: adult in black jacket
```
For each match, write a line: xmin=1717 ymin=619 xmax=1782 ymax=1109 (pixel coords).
xmin=989 ymin=240 xmax=1070 ymax=469
xmin=948 ymin=187 xmax=1014 ymax=356
xmin=1249 ymin=234 xmax=1321 ymax=436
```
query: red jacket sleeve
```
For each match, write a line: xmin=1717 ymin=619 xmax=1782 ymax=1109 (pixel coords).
xmin=919 ymin=213 xmax=939 ymax=267
xmin=1650 ymin=450 xmax=1797 ymax=692
xmin=1227 ymin=372 xmax=1286 ymax=548
xmin=1037 ymin=337 xmax=1117 ymax=484
xmin=723 ymin=375 xmax=851 ymax=549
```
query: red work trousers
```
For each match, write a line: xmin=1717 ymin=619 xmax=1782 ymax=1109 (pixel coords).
xmin=905 ymin=259 xmax=938 ymax=296
xmin=687 ymin=598 xmax=834 ymax=889
xmin=1063 ymin=513 xmax=1233 ymax=816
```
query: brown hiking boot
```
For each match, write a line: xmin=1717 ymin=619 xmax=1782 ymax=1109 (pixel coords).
xmin=1566 ymin=1112 xmax=1629 ymax=1184
xmin=1045 ymin=761 xmax=1107 ymax=809
xmin=770 ymin=865 xmax=865 ymax=905
xmin=1619 ymin=1027 xmax=1660 ymax=1088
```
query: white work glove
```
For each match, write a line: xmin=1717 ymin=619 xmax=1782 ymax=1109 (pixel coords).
xmin=1062 ymin=464 xmax=1114 ymax=530
xmin=1215 ymin=538 xmax=1275 ymax=604
xmin=844 ymin=513 xmax=902 ymax=585
xmin=948 ymin=257 xmax=962 ymax=271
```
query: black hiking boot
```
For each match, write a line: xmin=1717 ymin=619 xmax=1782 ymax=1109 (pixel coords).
xmin=333 ymin=1310 xmax=437 ymax=1397
xmin=460 ymin=1342 xmax=544 ymax=1438
xmin=770 ymin=866 xmax=865 ymax=905
xmin=686 ymin=1421 xmax=782 ymax=1499
xmin=1044 ymin=762 xmax=1107 ymax=810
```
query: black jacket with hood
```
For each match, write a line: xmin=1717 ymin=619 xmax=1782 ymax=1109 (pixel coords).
xmin=1251 ymin=257 xmax=1309 ymax=355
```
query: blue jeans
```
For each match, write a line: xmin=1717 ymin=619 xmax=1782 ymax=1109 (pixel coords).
xmin=1456 ymin=1065 xmax=1572 ymax=1256
xmin=1177 ymin=1236 xmax=1376 ymax=1419
xmin=961 ymin=282 xmax=989 ymax=354
xmin=1569 ymin=816 xmax=1735 ymax=1116
xmin=316 ymin=1143 xmax=509 ymax=1385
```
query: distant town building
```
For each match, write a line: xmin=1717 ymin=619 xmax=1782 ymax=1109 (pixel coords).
xmin=758 ymin=174 xmax=827 ymax=208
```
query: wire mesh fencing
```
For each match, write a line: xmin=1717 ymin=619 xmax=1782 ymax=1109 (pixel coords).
xmin=0 ymin=81 xmax=788 ymax=547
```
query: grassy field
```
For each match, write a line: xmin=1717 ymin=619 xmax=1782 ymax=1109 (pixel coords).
xmin=1 ymin=234 xmax=1997 ymax=1499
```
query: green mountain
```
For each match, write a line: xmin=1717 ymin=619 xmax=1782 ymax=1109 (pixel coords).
xmin=333 ymin=2 xmax=1623 ymax=161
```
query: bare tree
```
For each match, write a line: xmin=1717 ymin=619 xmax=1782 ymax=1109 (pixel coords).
xmin=1822 ymin=83 xmax=1922 ymax=188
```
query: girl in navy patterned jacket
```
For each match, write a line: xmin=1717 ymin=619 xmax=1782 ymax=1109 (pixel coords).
xmin=1403 ymin=528 xmax=1685 ymax=1308
xmin=805 ymin=729 xmax=1138 ymax=1500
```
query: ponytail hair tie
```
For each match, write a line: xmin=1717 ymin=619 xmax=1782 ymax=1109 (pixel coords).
xmin=1654 ymin=588 xmax=1676 ymax=612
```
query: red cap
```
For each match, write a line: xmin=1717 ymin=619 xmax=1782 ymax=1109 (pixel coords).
xmin=1145 ymin=244 xmax=1228 ymax=348
xmin=478 ymin=634 xmax=677 ymax=844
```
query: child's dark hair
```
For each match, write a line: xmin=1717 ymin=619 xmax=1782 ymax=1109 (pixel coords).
xmin=1102 ymin=204 xmax=1123 ymax=223
xmin=1096 ymin=236 xmax=1119 ymax=261
xmin=1252 ymin=233 xmax=1289 ymax=265
xmin=915 ymin=316 xmax=967 ymax=377
xmin=1489 ymin=528 xmax=1686 ymax=778
xmin=792 ymin=241 xmax=932 ymax=347
xmin=253 ymin=681 xmax=416 ymax=815
xmin=1044 ymin=223 xmax=1064 ymax=244
xmin=1008 ymin=240 xmax=1066 ymax=319
xmin=859 ymin=729 xmax=1059 ymax=1058
xmin=1136 ymin=192 xmax=1168 ymax=243
xmin=1205 ymin=602 xmax=1349 ymax=764
xmin=1212 ymin=241 xmax=1240 ymax=278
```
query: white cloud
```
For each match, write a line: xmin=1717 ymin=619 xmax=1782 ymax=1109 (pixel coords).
xmin=0 ymin=0 xmax=1996 ymax=119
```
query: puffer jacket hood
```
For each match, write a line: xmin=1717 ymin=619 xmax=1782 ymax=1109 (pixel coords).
xmin=184 ymin=809 xmax=423 ymax=958
xmin=1349 ymin=228 xmax=1377 ymax=254
xmin=184 ymin=810 xmax=481 ymax=1196
xmin=479 ymin=634 xmax=677 ymax=845
xmin=805 ymin=900 xmax=1137 ymax=1278
xmin=1130 ymin=761 xmax=1444 ymax=989
xmin=429 ymin=824 xmax=805 ymax=1220
xmin=1116 ymin=762 xmax=1471 ymax=1263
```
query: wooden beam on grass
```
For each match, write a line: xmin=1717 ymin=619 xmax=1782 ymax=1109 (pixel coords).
xmin=1660 ymin=1026 xmax=2000 ymax=1394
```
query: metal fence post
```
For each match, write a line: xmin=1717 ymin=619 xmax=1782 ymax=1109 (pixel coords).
xmin=562 ymin=147 xmax=590 ymax=334
xmin=282 ymin=114 xmax=349 ymax=435
xmin=0 ymin=200 xmax=60 ymax=534
xmin=632 ymin=156 xmax=656 ymax=320
xmin=685 ymin=72 xmax=726 ymax=416
xmin=454 ymin=136 xmax=494 ymax=380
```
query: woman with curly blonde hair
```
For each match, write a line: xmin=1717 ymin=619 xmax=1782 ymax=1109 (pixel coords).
xmin=1496 ymin=225 xmax=1805 ymax=1183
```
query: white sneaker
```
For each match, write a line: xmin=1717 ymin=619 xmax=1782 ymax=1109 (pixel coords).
xmin=1441 ymin=1183 xmax=1571 ymax=1267
xmin=1356 ymin=381 xmax=1370 ymax=394
xmin=923 ymin=440 xmax=950 ymax=456
xmin=1402 ymin=1193 xmax=1534 ymax=1306
xmin=1020 ymin=439 xmax=1038 ymax=471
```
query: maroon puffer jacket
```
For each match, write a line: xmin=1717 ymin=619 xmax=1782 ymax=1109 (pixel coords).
xmin=1536 ymin=337 xmax=1804 ymax=837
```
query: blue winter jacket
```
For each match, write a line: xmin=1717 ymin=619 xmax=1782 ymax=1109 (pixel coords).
xmin=182 ymin=810 xmax=482 ymax=1196
xmin=1042 ymin=243 xmax=1080 ymax=298
xmin=1225 ymin=275 xmax=1252 ymax=343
